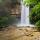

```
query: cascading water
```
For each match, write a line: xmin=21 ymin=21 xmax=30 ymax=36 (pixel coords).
xmin=17 ymin=0 xmax=34 ymax=27
xmin=21 ymin=2 xmax=30 ymax=26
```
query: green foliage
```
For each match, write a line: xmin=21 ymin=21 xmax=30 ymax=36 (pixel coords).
xmin=35 ymin=20 xmax=40 ymax=31
xmin=35 ymin=20 xmax=40 ymax=27
xmin=23 ymin=0 xmax=38 ymax=8
xmin=30 ymin=3 xmax=40 ymax=24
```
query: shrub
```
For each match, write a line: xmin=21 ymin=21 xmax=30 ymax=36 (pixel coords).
xmin=35 ymin=20 xmax=40 ymax=31
xmin=30 ymin=3 xmax=40 ymax=24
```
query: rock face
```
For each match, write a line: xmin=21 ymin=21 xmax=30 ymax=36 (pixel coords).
xmin=0 ymin=27 xmax=40 ymax=40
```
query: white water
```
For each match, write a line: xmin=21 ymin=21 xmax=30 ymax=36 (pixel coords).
xmin=17 ymin=0 xmax=34 ymax=27
xmin=21 ymin=3 xmax=30 ymax=26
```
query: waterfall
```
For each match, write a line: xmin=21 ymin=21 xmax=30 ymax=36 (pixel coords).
xmin=17 ymin=0 xmax=34 ymax=27
xmin=21 ymin=3 xmax=30 ymax=26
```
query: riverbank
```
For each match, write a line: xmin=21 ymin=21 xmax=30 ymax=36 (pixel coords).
xmin=0 ymin=26 xmax=40 ymax=40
